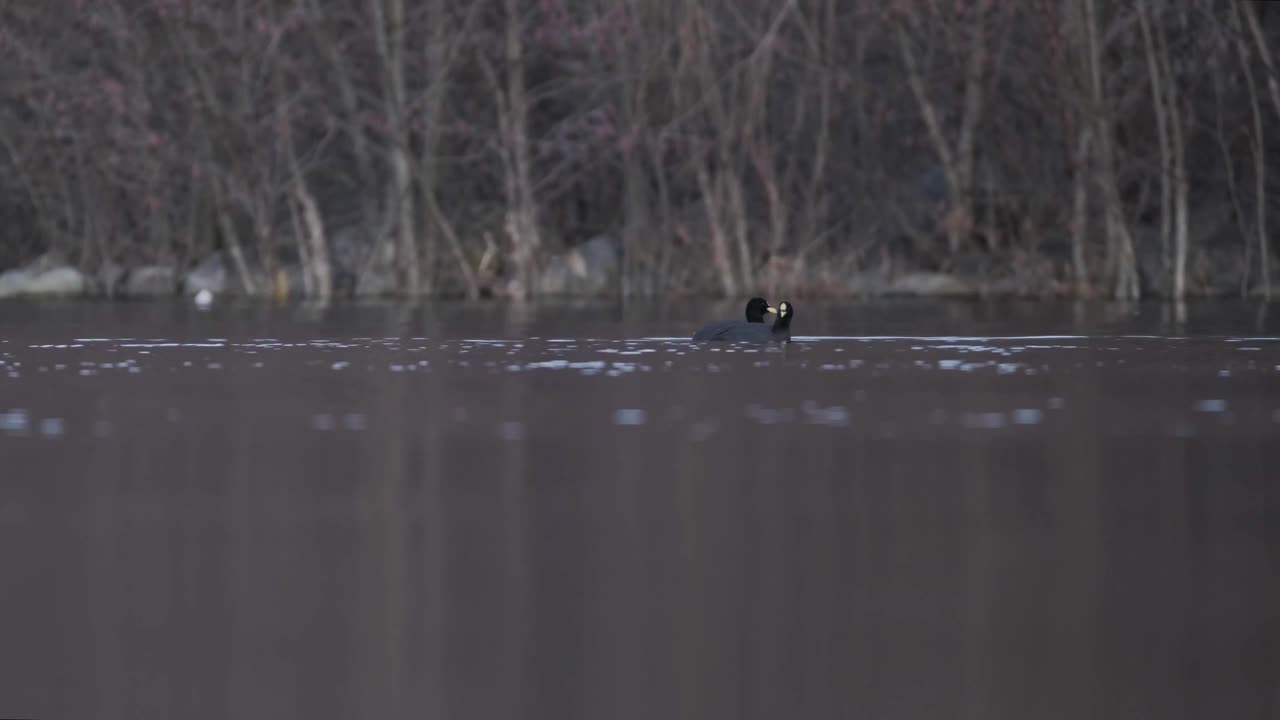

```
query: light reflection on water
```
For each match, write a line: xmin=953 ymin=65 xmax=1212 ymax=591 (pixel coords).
xmin=4 ymin=335 xmax=1278 ymax=441
xmin=0 ymin=306 xmax=1279 ymax=720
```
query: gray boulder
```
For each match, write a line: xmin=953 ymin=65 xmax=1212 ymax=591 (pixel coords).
xmin=184 ymin=253 xmax=228 ymax=295
xmin=888 ymin=271 xmax=976 ymax=297
xmin=0 ymin=256 xmax=88 ymax=299
xmin=536 ymin=235 xmax=619 ymax=295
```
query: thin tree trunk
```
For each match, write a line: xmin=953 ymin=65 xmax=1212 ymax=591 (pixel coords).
xmin=417 ymin=0 xmax=447 ymax=294
xmin=1138 ymin=0 xmax=1172 ymax=276
xmin=695 ymin=162 xmax=740 ymax=297
xmin=316 ymin=6 xmax=388 ymax=295
xmin=739 ymin=0 xmax=796 ymax=290
xmin=424 ymin=190 xmax=479 ymax=299
xmin=1241 ymin=1 xmax=1280 ymax=122
xmin=697 ymin=3 xmax=754 ymax=291
xmin=797 ymin=0 xmax=834 ymax=266
xmin=1235 ymin=2 xmax=1271 ymax=298
xmin=504 ymin=0 xmax=540 ymax=299
xmin=1071 ymin=126 xmax=1093 ymax=296
xmin=620 ymin=143 xmax=647 ymax=298
xmin=895 ymin=0 xmax=990 ymax=256
xmin=372 ymin=0 xmax=420 ymax=294
xmin=414 ymin=0 xmax=480 ymax=297
xmin=649 ymin=139 xmax=675 ymax=294
xmin=1083 ymin=0 xmax=1139 ymax=299
xmin=897 ymin=26 xmax=963 ymax=254
xmin=1138 ymin=0 xmax=1188 ymax=297
xmin=212 ymin=178 xmax=259 ymax=294
xmin=726 ymin=172 xmax=754 ymax=290
xmin=274 ymin=64 xmax=332 ymax=300
xmin=313 ymin=0 xmax=380 ymax=240
xmin=389 ymin=150 xmax=418 ymax=293
xmin=293 ymin=182 xmax=332 ymax=301
xmin=1211 ymin=65 xmax=1252 ymax=296
xmin=748 ymin=139 xmax=787 ymax=291
xmin=954 ymin=0 xmax=991 ymax=254
xmin=616 ymin=4 xmax=647 ymax=298
xmin=1152 ymin=5 xmax=1188 ymax=299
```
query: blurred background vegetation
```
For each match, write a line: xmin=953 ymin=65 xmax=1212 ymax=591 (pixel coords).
xmin=0 ymin=0 xmax=1277 ymax=301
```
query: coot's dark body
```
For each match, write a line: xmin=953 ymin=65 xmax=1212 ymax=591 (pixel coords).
xmin=695 ymin=300 xmax=794 ymax=343
xmin=691 ymin=297 xmax=774 ymax=341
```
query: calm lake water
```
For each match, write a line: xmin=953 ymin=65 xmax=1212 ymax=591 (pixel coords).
xmin=1 ymin=298 xmax=1278 ymax=720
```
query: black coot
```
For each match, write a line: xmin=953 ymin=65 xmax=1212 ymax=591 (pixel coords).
xmin=691 ymin=297 xmax=774 ymax=341
xmin=694 ymin=300 xmax=794 ymax=342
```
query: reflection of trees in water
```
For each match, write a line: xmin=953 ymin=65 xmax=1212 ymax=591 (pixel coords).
xmin=4 ymin=328 xmax=1277 ymax=717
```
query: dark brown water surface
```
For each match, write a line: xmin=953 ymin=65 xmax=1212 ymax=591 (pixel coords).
xmin=1 ymin=299 xmax=1278 ymax=720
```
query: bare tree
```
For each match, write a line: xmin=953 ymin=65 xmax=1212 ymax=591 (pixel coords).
xmin=0 ymin=0 xmax=1273 ymax=300
xmin=1082 ymin=0 xmax=1140 ymax=299
xmin=370 ymin=0 xmax=421 ymax=293
xmin=1234 ymin=1 xmax=1271 ymax=298
xmin=477 ymin=0 xmax=542 ymax=300
xmin=893 ymin=0 xmax=999 ymax=257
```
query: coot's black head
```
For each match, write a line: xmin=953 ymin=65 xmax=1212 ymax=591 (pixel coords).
xmin=744 ymin=297 xmax=775 ymax=323
xmin=772 ymin=300 xmax=794 ymax=330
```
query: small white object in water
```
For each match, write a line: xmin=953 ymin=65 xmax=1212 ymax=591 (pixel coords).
xmin=613 ymin=408 xmax=647 ymax=426
xmin=961 ymin=412 xmax=1006 ymax=429
xmin=1011 ymin=409 xmax=1043 ymax=425
xmin=1195 ymin=399 xmax=1227 ymax=413
xmin=0 ymin=409 xmax=29 ymax=434
xmin=194 ymin=289 xmax=214 ymax=308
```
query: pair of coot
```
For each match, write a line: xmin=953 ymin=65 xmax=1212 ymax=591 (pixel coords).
xmin=691 ymin=297 xmax=794 ymax=342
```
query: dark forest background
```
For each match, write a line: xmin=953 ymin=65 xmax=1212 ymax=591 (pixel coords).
xmin=2 ymin=0 xmax=1279 ymax=300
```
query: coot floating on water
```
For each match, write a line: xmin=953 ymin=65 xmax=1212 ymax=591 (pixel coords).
xmin=694 ymin=300 xmax=793 ymax=342
xmin=691 ymin=297 xmax=775 ymax=341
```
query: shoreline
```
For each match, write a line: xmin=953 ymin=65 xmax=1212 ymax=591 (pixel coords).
xmin=2 ymin=258 xmax=1273 ymax=303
